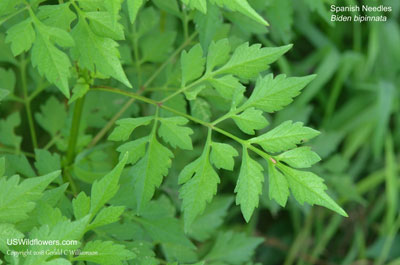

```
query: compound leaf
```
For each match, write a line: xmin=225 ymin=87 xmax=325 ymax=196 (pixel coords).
xmin=158 ymin=117 xmax=194 ymax=150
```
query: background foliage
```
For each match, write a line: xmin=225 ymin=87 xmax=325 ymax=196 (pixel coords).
xmin=0 ymin=0 xmax=399 ymax=264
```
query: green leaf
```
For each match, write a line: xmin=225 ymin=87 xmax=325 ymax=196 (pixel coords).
xmin=141 ymin=30 xmax=176 ymax=63
xmin=131 ymin=136 xmax=173 ymax=210
xmin=209 ymin=0 xmax=268 ymax=26
xmin=69 ymin=78 xmax=90 ymax=104
xmin=268 ymin=162 xmax=289 ymax=207
xmin=104 ymin=0 xmax=124 ymax=26
xmin=127 ymin=0 xmax=145 ymax=24
xmin=179 ymin=145 xmax=220 ymax=231
xmin=0 ymin=171 xmax=59 ymax=223
xmin=194 ymin=3 xmax=222 ymax=52
xmin=5 ymin=19 xmax=35 ymax=56
xmin=190 ymin=97 xmax=211 ymax=122
xmin=234 ymin=148 xmax=264 ymax=222
xmin=35 ymin=96 xmax=67 ymax=136
xmin=206 ymin=39 xmax=231 ymax=73
xmin=117 ymin=136 xmax=148 ymax=164
xmin=34 ymin=149 xmax=61 ymax=176
xmin=90 ymin=153 xmax=128 ymax=216
xmin=108 ymin=116 xmax=153 ymax=141
xmin=44 ymin=259 xmax=71 ymax=265
xmin=0 ymin=112 xmax=21 ymax=149
xmin=3 ymin=154 xmax=35 ymax=178
xmin=279 ymin=165 xmax=348 ymax=217
xmin=89 ymin=206 xmax=125 ymax=229
xmin=37 ymin=3 xmax=77 ymax=31
xmin=232 ymin=107 xmax=269 ymax=135
xmin=208 ymin=75 xmax=245 ymax=100
xmin=152 ymin=0 xmax=181 ymax=17
xmin=0 ymin=223 xmax=23 ymax=252
xmin=73 ymin=240 xmax=135 ymax=264
xmin=86 ymin=11 xmax=125 ymax=40
xmin=0 ymin=68 xmax=16 ymax=97
xmin=210 ymin=142 xmax=238 ymax=170
xmin=249 ymin=120 xmax=320 ymax=153
xmin=73 ymin=192 xmax=91 ymax=220
xmin=217 ymin=43 xmax=291 ymax=79
xmin=31 ymin=29 xmax=72 ymax=98
xmin=182 ymin=0 xmax=207 ymax=13
xmin=181 ymin=44 xmax=206 ymax=86
xmin=0 ymin=89 xmax=9 ymax=102
xmin=158 ymin=117 xmax=194 ymax=150
xmin=277 ymin=146 xmax=321 ymax=168
xmin=244 ymin=74 xmax=316 ymax=113
xmin=204 ymin=231 xmax=263 ymax=265
xmin=189 ymin=196 xmax=233 ymax=241
xmin=0 ymin=157 xmax=4 ymax=178
xmin=135 ymin=216 xmax=196 ymax=250
xmin=71 ymin=18 xmax=132 ymax=88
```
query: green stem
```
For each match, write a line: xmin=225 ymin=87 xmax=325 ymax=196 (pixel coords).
xmin=143 ymin=32 xmax=198 ymax=89
xmin=0 ymin=6 xmax=29 ymax=26
xmin=20 ymin=55 xmax=38 ymax=149
xmin=91 ymin=86 xmax=275 ymax=164
xmin=66 ymin=96 xmax=85 ymax=165
xmin=0 ymin=147 xmax=35 ymax=158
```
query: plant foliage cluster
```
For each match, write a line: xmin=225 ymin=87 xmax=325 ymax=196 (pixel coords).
xmin=0 ymin=0 xmax=399 ymax=264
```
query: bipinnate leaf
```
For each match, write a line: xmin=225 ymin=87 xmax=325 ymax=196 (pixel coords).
xmin=0 ymin=171 xmax=59 ymax=223
xmin=279 ymin=165 xmax=348 ymax=217
xmin=249 ymin=120 xmax=320 ymax=153
xmin=234 ymin=148 xmax=264 ymax=222
xmin=205 ymin=231 xmax=263 ymax=265
xmin=90 ymin=153 xmax=128 ymax=216
xmin=243 ymin=74 xmax=316 ymax=113
xmin=277 ymin=146 xmax=321 ymax=168
xmin=179 ymin=146 xmax=220 ymax=231
xmin=108 ymin=116 xmax=153 ymax=141
xmin=216 ymin=43 xmax=292 ymax=79
xmin=73 ymin=241 xmax=135 ymax=265
xmin=210 ymin=142 xmax=238 ymax=170
xmin=232 ymin=107 xmax=269 ymax=135
xmin=268 ymin=162 xmax=289 ymax=207
xmin=158 ymin=117 xmax=194 ymax=150
xmin=71 ymin=18 xmax=132 ymax=88
xmin=181 ymin=44 xmax=205 ymax=86
xmin=5 ymin=19 xmax=35 ymax=56
xmin=131 ymin=136 xmax=173 ymax=211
